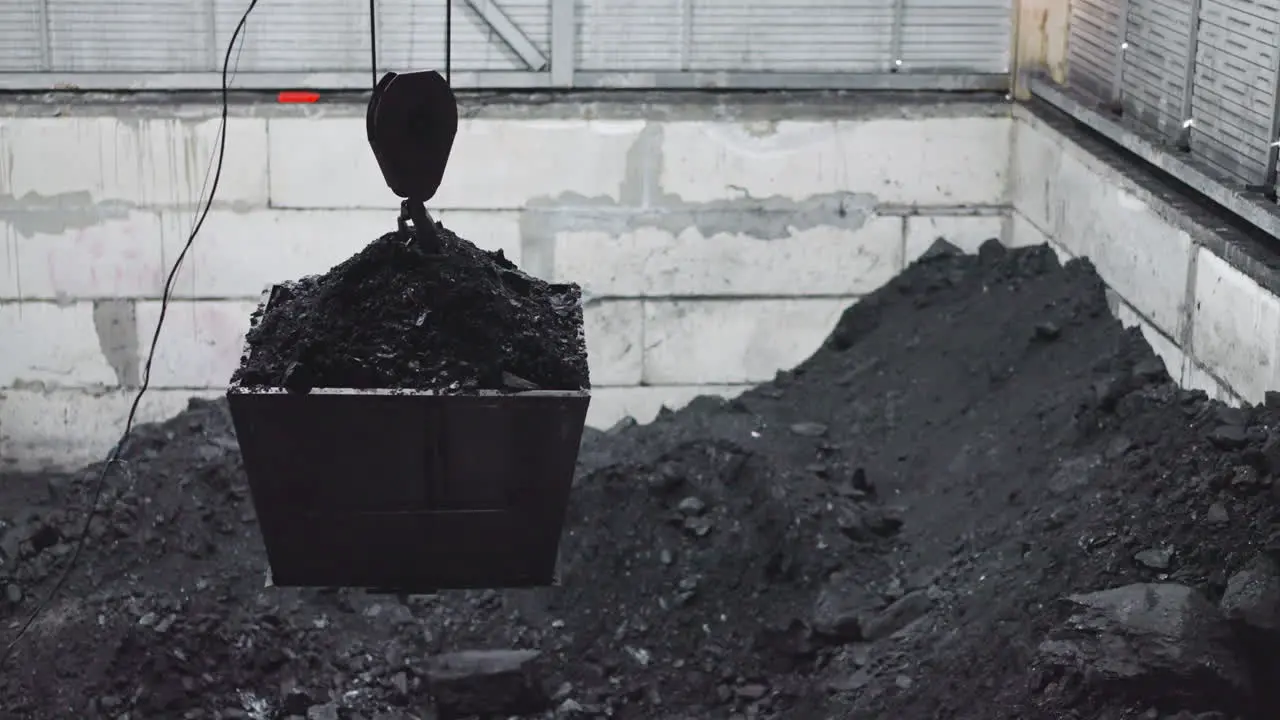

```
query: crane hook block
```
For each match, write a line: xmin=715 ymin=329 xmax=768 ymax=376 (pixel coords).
xmin=366 ymin=70 xmax=459 ymax=204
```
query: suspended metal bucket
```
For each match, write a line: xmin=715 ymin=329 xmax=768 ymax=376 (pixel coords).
xmin=227 ymin=287 xmax=590 ymax=593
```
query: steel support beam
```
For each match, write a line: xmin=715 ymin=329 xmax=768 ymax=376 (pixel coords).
xmin=888 ymin=0 xmax=907 ymax=71
xmin=35 ymin=0 xmax=52 ymax=72
xmin=463 ymin=0 xmax=548 ymax=71
xmin=1175 ymin=0 xmax=1203 ymax=150
xmin=549 ymin=0 xmax=575 ymax=86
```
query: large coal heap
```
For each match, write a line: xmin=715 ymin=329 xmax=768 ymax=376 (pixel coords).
xmin=4 ymin=239 xmax=1280 ymax=719
xmin=232 ymin=225 xmax=590 ymax=394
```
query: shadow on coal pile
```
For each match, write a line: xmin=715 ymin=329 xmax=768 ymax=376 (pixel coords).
xmin=4 ymin=239 xmax=1280 ymax=720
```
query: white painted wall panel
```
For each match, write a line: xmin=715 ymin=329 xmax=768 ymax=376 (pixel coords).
xmin=687 ymin=0 xmax=894 ymax=73
xmin=47 ymin=0 xmax=212 ymax=72
xmin=575 ymin=0 xmax=684 ymax=71
xmin=900 ymin=0 xmax=1012 ymax=73
xmin=0 ymin=1 xmax=43 ymax=72
xmin=1 ymin=0 xmax=1010 ymax=87
xmin=1068 ymin=0 xmax=1126 ymax=102
xmin=378 ymin=0 xmax=550 ymax=72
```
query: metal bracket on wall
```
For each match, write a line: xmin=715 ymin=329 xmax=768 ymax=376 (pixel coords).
xmin=1264 ymin=61 xmax=1280 ymax=195
xmin=549 ymin=0 xmax=575 ymax=86
xmin=1174 ymin=0 xmax=1203 ymax=151
xmin=888 ymin=0 xmax=908 ymax=72
xmin=36 ymin=0 xmax=50 ymax=72
xmin=1108 ymin=0 xmax=1132 ymax=109
xmin=463 ymin=0 xmax=548 ymax=71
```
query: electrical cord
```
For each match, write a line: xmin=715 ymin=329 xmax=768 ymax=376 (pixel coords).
xmin=3 ymin=0 xmax=451 ymax=666
xmin=0 ymin=0 xmax=260 ymax=666
xmin=369 ymin=0 xmax=378 ymax=90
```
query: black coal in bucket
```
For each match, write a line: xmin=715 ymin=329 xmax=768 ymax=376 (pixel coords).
xmin=228 ymin=288 xmax=590 ymax=594
xmin=227 ymin=70 xmax=590 ymax=593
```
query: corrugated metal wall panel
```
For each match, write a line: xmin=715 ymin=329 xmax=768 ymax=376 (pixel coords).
xmin=379 ymin=0 xmax=549 ymax=71
xmin=217 ymin=0 xmax=548 ymax=74
xmin=1119 ymin=0 xmax=1196 ymax=140
xmin=899 ymin=0 xmax=1012 ymax=74
xmin=575 ymin=0 xmax=683 ymax=71
xmin=5 ymin=0 xmax=1007 ymax=84
xmin=686 ymin=0 xmax=894 ymax=72
xmin=1189 ymin=0 xmax=1280 ymax=185
xmin=212 ymin=0 xmax=367 ymax=73
xmin=0 ymin=2 xmax=44 ymax=72
xmin=1069 ymin=0 xmax=1126 ymax=102
xmin=46 ymin=0 xmax=212 ymax=72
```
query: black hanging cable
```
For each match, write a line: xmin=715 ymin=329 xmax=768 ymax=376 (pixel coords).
xmin=0 ymin=0 xmax=260 ymax=666
xmin=369 ymin=0 xmax=378 ymax=90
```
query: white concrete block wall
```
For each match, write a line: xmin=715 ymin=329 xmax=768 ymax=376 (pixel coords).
xmin=12 ymin=99 xmax=1280 ymax=470
xmin=0 ymin=103 xmax=1012 ymax=469
xmin=1009 ymin=106 xmax=1278 ymax=407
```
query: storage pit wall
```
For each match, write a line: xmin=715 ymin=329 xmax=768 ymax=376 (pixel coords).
xmin=0 ymin=95 xmax=1013 ymax=469
xmin=1013 ymin=100 xmax=1280 ymax=409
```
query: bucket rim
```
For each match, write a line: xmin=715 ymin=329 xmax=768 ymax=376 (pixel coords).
xmin=231 ymin=285 xmax=592 ymax=399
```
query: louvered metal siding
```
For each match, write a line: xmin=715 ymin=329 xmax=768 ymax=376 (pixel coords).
xmin=212 ymin=0 xmax=368 ymax=73
xmin=215 ymin=0 xmax=551 ymax=72
xmin=1 ymin=2 xmax=45 ymax=72
xmin=575 ymin=0 xmax=683 ymax=71
xmin=575 ymin=0 xmax=897 ymax=72
xmin=378 ymin=0 xmax=550 ymax=71
xmin=1189 ymin=0 xmax=1280 ymax=186
xmin=1069 ymin=0 xmax=1127 ymax=103
xmin=575 ymin=0 xmax=1011 ymax=73
xmin=3 ymin=0 xmax=1009 ymax=87
xmin=689 ymin=0 xmax=894 ymax=72
xmin=1119 ymin=0 xmax=1198 ymax=142
xmin=899 ymin=0 xmax=1012 ymax=74
xmin=48 ymin=0 xmax=211 ymax=72
xmin=4 ymin=0 xmax=550 ymax=76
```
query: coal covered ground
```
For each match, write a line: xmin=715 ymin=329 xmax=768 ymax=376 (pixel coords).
xmin=4 ymin=240 xmax=1280 ymax=719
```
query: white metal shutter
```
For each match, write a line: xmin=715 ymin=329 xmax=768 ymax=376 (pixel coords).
xmin=899 ymin=0 xmax=1013 ymax=74
xmin=211 ymin=0 xmax=368 ymax=73
xmin=1119 ymin=0 xmax=1198 ymax=141
xmin=1068 ymin=0 xmax=1127 ymax=103
xmin=0 ymin=1 xmax=44 ymax=72
xmin=379 ymin=0 xmax=550 ymax=72
xmin=46 ymin=0 xmax=212 ymax=72
xmin=1189 ymin=0 xmax=1280 ymax=186
xmin=575 ymin=0 xmax=683 ymax=71
xmin=214 ymin=0 xmax=551 ymax=74
xmin=575 ymin=0 xmax=899 ymax=73
xmin=686 ymin=0 xmax=895 ymax=72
